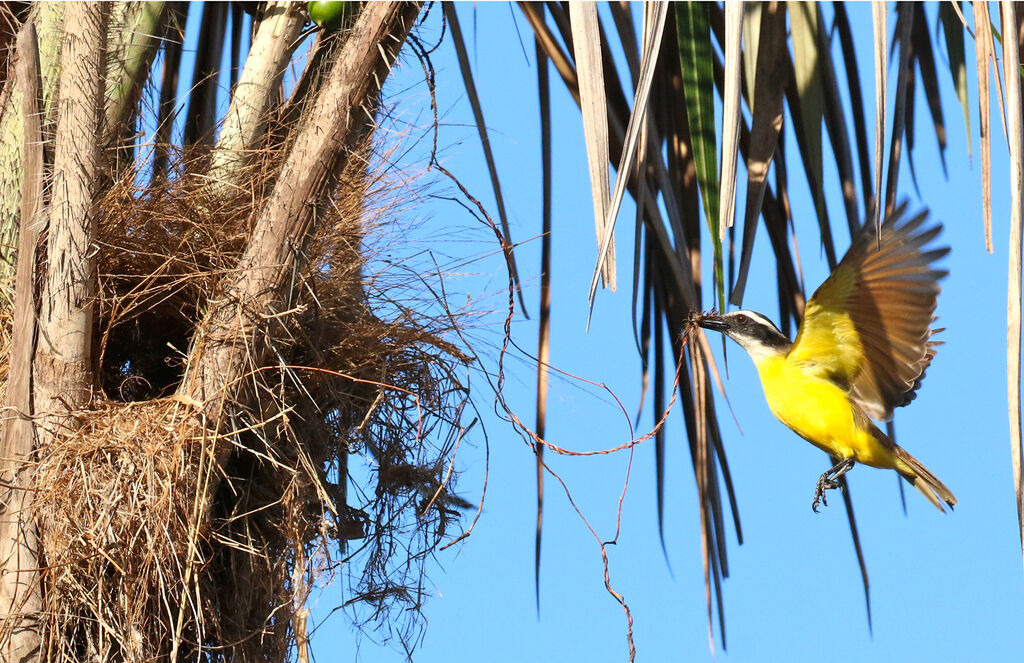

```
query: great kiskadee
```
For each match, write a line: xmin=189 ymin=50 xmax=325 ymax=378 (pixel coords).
xmin=698 ymin=205 xmax=956 ymax=512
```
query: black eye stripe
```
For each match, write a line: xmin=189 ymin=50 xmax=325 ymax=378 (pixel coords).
xmin=730 ymin=312 xmax=790 ymax=347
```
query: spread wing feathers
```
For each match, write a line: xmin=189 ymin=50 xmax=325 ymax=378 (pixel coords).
xmin=788 ymin=204 xmax=948 ymax=421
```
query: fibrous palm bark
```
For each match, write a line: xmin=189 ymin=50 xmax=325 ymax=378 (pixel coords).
xmin=1 ymin=6 xmax=109 ymax=660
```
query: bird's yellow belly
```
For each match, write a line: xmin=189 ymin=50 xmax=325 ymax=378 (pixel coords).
xmin=754 ymin=357 xmax=894 ymax=468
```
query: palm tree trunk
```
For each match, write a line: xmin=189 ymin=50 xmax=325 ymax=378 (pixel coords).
xmin=34 ymin=1 xmax=109 ymax=413
xmin=0 ymin=5 xmax=110 ymax=660
xmin=0 ymin=3 xmax=62 ymax=277
xmin=208 ymin=0 xmax=307 ymax=188
xmin=0 ymin=22 xmax=42 ymax=663
xmin=104 ymin=2 xmax=168 ymax=144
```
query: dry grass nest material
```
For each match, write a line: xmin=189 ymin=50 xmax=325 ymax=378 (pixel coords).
xmin=21 ymin=145 xmax=473 ymax=660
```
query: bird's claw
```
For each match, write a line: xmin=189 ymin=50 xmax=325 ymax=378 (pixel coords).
xmin=811 ymin=476 xmax=838 ymax=513
xmin=811 ymin=458 xmax=854 ymax=513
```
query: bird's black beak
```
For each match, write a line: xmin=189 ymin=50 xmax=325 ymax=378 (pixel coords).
xmin=697 ymin=315 xmax=729 ymax=332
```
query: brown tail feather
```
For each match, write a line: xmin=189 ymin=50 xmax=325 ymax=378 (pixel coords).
xmin=893 ymin=446 xmax=957 ymax=512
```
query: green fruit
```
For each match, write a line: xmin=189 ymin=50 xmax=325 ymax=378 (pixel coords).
xmin=308 ymin=1 xmax=347 ymax=32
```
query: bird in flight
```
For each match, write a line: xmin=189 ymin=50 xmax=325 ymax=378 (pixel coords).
xmin=697 ymin=204 xmax=955 ymax=513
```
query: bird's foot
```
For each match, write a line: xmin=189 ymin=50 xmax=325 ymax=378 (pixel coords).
xmin=811 ymin=457 xmax=855 ymax=513
xmin=811 ymin=474 xmax=841 ymax=513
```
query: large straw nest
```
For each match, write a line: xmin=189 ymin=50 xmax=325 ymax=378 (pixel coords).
xmin=21 ymin=133 xmax=472 ymax=660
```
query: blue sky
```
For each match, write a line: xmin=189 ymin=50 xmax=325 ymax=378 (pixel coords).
xmin=193 ymin=3 xmax=1024 ymax=662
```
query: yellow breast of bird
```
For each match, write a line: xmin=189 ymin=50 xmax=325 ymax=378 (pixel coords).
xmin=752 ymin=354 xmax=893 ymax=467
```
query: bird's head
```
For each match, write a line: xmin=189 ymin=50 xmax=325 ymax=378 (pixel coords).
xmin=697 ymin=310 xmax=792 ymax=361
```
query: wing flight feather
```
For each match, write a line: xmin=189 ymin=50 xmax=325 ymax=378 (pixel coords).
xmin=788 ymin=203 xmax=947 ymax=421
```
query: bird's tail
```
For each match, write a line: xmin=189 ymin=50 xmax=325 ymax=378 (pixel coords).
xmin=893 ymin=446 xmax=957 ymax=513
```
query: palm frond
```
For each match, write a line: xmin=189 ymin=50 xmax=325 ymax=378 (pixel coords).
xmin=444 ymin=3 xmax=529 ymax=315
xmin=999 ymin=0 xmax=1024 ymax=570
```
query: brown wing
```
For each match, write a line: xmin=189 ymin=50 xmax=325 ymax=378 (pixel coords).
xmin=788 ymin=203 xmax=948 ymax=421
